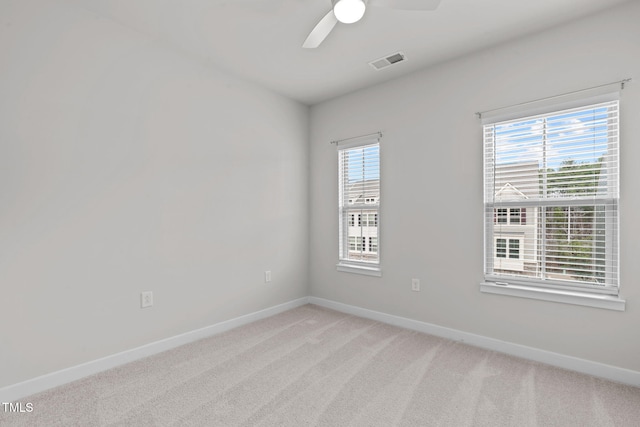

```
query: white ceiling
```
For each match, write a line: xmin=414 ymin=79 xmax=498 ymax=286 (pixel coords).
xmin=66 ymin=0 xmax=630 ymax=105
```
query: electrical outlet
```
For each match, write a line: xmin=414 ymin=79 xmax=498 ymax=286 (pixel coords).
xmin=411 ymin=279 xmax=420 ymax=292
xmin=265 ymin=271 xmax=272 ymax=283
xmin=141 ymin=291 xmax=153 ymax=308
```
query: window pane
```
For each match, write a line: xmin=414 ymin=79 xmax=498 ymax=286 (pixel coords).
xmin=496 ymin=208 xmax=507 ymax=223
xmin=543 ymin=204 xmax=609 ymax=284
xmin=484 ymin=100 xmax=619 ymax=292
xmin=508 ymin=239 xmax=520 ymax=259
xmin=496 ymin=239 xmax=506 ymax=258
xmin=510 ymin=208 xmax=521 ymax=224
xmin=339 ymin=142 xmax=380 ymax=264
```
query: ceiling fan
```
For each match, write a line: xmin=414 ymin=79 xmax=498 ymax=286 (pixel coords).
xmin=303 ymin=0 xmax=442 ymax=48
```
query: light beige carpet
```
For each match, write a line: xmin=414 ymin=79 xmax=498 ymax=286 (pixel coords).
xmin=2 ymin=304 xmax=639 ymax=426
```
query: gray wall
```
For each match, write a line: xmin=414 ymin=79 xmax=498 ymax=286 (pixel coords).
xmin=309 ymin=1 xmax=640 ymax=372
xmin=0 ymin=1 xmax=309 ymax=387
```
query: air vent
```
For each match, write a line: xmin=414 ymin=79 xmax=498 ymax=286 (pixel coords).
xmin=368 ymin=52 xmax=406 ymax=71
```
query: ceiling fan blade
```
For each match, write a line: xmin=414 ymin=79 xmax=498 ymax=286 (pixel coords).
xmin=303 ymin=10 xmax=338 ymax=48
xmin=369 ymin=0 xmax=441 ymax=11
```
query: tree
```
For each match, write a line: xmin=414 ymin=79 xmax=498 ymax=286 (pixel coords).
xmin=541 ymin=159 xmax=602 ymax=281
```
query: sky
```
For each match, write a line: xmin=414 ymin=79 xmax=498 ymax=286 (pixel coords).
xmin=344 ymin=144 xmax=380 ymax=182
xmin=491 ymin=101 xmax=617 ymax=170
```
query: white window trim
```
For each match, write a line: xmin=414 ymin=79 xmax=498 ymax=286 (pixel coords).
xmin=480 ymin=282 xmax=625 ymax=311
xmin=337 ymin=262 xmax=382 ymax=277
xmin=480 ymin=88 xmax=623 ymax=310
xmin=494 ymin=236 xmax=522 ymax=260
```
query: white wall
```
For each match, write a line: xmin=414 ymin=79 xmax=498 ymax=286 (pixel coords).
xmin=0 ymin=0 xmax=309 ymax=388
xmin=310 ymin=1 xmax=640 ymax=372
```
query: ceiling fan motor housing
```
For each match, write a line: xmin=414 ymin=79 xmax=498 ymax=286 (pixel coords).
xmin=332 ymin=0 xmax=367 ymax=24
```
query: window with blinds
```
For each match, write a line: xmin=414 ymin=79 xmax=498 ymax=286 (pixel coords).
xmin=483 ymin=100 xmax=619 ymax=294
xmin=338 ymin=138 xmax=380 ymax=272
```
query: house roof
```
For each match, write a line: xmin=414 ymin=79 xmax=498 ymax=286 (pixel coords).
xmin=495 ymin=161 xmax=539 ymax=198
xmin=495 ymin=183 xmax=528 ymax=202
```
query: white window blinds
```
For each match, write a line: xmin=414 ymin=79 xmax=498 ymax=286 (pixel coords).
xmin=338 ymin=138 xmax=380 ymax=267
xmin=484 ymin=100 xmax=619 ymax=294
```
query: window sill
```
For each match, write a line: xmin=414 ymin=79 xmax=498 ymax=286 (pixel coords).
xmin=480 ymin=282 xmax=625 ymax=311
xmin=337 ymin=263 xmax=382 ymax=277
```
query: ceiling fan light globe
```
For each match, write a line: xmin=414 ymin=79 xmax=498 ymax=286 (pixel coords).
xmin=333 ymin=0 xmax=366 ymax=24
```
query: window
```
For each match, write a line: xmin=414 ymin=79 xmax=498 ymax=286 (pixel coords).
xmin=337 ymin=135 xmax=381 ymax=275
xmin=348 ymin=237 xmax=356 ymax=251
xmin=369 ymin=237 xmax=378 ymax=253
xmin=509 ymin=208 xmax=521 ymax=225
xmin=494 ymin=207 xmax=525 ymax=225
xmin=508 ymin=239 xmax=520 ymax=259
xmin=362 ymin=213 xmax=378 ymax=227
xmin=483 ymin=100 xmax=619 ymax=299
xmin=496 ymin=238 xmax=507 ymax=258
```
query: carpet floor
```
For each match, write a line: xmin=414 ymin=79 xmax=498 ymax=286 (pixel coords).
xmin=2 ymin=304 xmax=639 ymax=426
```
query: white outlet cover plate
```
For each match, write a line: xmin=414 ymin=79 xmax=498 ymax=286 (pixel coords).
xmin=141 ymin=291 xmax=153 ymax=308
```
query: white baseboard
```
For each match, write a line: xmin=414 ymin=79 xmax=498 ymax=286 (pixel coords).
xmin=3 ymin=295 xmax=637 ymax=402
xmin=0 ymin=297 xmax=310 ymax=402
xmin=309 ymin=296 xmax=640 ymax=388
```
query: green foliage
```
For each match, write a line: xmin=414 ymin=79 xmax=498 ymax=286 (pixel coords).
xmin=542 ymin=157 xmax=604 ymax=196
xmin=541 ymin=159 xmax=603 ymax=282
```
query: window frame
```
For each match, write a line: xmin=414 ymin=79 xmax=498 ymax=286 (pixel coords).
xmin=336 ymin=135 xmax=382 ymax=277
xmin=369 ymin=237 xmax=378 ymax=253
xmin=481 ymin=92 xmax=624 ymax=311
xmin=494 ymin=207 xmax=525 ymax=225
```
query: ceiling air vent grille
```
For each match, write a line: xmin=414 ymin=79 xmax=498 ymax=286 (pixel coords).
xmin=368 ymin=52 xmax=406 ymax=71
